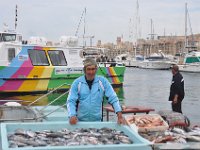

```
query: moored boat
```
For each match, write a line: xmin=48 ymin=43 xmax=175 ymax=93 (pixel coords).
xmin=0 ymin=31 xmax=125 ymax=94
xmin=178 ymin=51 xmax=200 ymax=72
xmin=138 ymin=51 xmax=172 ymax=70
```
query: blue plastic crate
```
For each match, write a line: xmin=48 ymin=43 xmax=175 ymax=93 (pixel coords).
xmin=1 ymin=122 xmax=152 ymax=150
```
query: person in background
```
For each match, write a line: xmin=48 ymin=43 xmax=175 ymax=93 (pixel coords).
xmin=169 ymin=65 xmax=185 ymax=113
xmin=67 ymin=58 xmax=124 ymax=124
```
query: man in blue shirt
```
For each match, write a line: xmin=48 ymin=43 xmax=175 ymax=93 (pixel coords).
xmin=67 ymin=59 xmax=123 ymax=124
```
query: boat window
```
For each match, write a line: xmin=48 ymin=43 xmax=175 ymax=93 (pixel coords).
xmin=48 ymin=50 xmax=67 ymax=66
xmin=8 ymin=48 xmax=15 ymax=62
xmin=0 ymin=34 xmax=2 ymax=42
xmin=2 ymin=33 xmax=16 ymax=42
xmin=28 ymin=50 xmax=49 ymax=66
xmin=186 ymin=57 xmax=200 ymax=63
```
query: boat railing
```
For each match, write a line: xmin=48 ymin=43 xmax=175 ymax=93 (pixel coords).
xmin=0 ymin=103 xmax=67 ymax=122
xmin=0 ymin=83 xmax=70 ymax=122
xmin=37 ymin=89 xmax=69 ymax=113
xmin=98 ymin=62 xmax=124 ymax=67
xmin=28 ymin=83 xmax=70 ymax=106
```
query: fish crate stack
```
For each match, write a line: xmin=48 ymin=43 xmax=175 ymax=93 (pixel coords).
xmin=124 ymin=114 xmax=169 ymax=133
xmin=1 ymin=121 xmax=152 ymax=150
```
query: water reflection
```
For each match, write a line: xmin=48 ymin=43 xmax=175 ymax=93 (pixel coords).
xmin=0 ymin=86 xmax=124 ymax=106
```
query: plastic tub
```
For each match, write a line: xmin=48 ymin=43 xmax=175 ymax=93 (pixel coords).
xmin=1 ymin=122 xmax=152 ymax=150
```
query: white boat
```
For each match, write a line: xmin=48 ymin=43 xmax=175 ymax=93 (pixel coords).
xmin=178 ymin=51 xmax=200 ymax=72
xmin=138 ymin=51 xmax=172 ymax=70
xmin=129 ymin=55 xmax=144 ymax=67
xmin=114 ymin=54 xmax=143 ymax=67
xmin=178 ymin=3 xmax=200 ymax=73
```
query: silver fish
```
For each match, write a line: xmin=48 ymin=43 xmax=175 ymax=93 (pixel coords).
xmin=8 ymin=127 xmax=133 ymax=148
xmin=171 ymin=128 xmax=185 ymax=135
xmin=186 ymin=135 xmax=200 ymax=142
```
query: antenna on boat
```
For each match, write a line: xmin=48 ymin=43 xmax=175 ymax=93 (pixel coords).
xmin=15 ymin=5 xmax=18 ymax=30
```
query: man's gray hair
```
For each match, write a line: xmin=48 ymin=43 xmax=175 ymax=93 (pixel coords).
xmin=83 ymin=58 xmax=97 ymax=68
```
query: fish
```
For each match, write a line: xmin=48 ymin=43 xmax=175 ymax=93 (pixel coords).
xmin=171 ymin=128 xmax=185 ymax=135
xmin=128 ymin=116 xmax=164 ymax=128
xmin=8 ymin=127 xmax=133 ymax=148
xmin=186 ymin=135 xmax=200 ymax=142
xmin=174 ymin=137 xmax=187 ymax=144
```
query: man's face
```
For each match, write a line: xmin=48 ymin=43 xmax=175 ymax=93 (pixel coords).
xmin=85 ymin=65 xmax=97 ymax=81
xmin=171 ymin=68 xmax=176 ymax=75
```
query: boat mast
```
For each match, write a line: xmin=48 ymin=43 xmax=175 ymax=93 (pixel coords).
xmin=134 ymin=0 xmax=141 ymax=57
xmin=75 ymin=7 xmax=87 ymax=47
xmin=149 ymin=18 xmax=154 ymax=56
xmin=83 ymin=7 xmax=86 ymax=47
xmin=184 ymin=3 xmax=188 ymax=53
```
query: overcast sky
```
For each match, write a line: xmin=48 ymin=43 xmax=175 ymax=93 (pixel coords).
xmin=0 ymin=0 xmax=200 ymax=44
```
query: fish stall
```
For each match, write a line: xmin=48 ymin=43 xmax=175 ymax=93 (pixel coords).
xmin=125 ymin=113 xmax=200 ymax=150
xmin=1 ymin=122 xmax=152 ymax=150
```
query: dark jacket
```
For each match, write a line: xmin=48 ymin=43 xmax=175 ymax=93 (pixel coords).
xmin=169 ymin=72 xmax=185 ymax=101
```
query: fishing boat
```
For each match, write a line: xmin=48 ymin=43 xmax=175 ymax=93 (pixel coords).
xmin=0 ymin=31 xmax=125 ymax=94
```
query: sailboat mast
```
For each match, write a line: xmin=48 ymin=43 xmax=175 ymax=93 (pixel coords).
xmin=134 ymin=0 xmax=140 ymax=57
xmin=83 ymin=7 xmax=86 ymax=47
xmin=184 ymin=3 xmax=188 ymax=53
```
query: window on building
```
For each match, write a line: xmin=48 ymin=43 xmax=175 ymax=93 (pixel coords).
xmin=8 ymin=48 xmax=15 ymax=62
xmin=28 ymin=50 xmax=49 ymax=66
xmin=48 ymin=50 xmax=67 ymax=66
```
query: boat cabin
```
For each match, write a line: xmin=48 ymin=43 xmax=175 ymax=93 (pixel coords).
xmin=184 ymin=51 xmax=200 ymax=64
xmin=0 ymin=31 xmax=22 ymax=66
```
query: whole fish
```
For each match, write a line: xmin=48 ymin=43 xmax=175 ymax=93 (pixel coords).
xmin=171 ymin=128 xmax=185 ymax=135
xmin=186 ymin=135 xmax=200 ymax=142
xmin=8 ymin=127 xmax=134 ymax=148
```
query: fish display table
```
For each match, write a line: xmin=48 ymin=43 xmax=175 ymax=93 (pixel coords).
xmin=103 ymin=105 xmax=155 ymax=121
xmin=1 ymin=122 xmax=152 ymax=150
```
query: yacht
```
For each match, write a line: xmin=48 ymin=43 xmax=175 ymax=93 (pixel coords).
xmin=178 ymin=51 xmax=200 ymax=72
xmin=138 ymin=51 xmax=172 ymax=70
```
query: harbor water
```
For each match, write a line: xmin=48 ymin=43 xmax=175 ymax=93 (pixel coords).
xmin=123 ymin=68 xmax=200 ymax=124
xmin=0 ymin=68 xmax=199 ymax=124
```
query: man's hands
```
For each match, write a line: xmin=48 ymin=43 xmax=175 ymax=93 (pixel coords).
xmin=117 ymin=112 xmax=125 ymax=125
xmin=70 ymin=113 xmax=125 ymax=125
xmin=69 ymin=116 xmax=78 ymax=125
xmin=173 ymin=94 xmax=178 ymax=104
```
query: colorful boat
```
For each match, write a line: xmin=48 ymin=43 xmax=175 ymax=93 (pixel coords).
xmin=0 ymin=32 xmax=125 ymax=94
